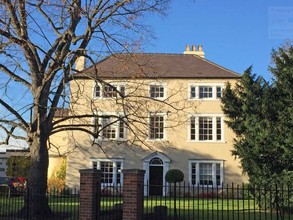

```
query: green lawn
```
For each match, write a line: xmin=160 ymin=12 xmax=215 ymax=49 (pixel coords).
xmin=0 ymin=195 xmax=80 ymax=220
xmin=144 ymin=197 xmax=293 ymax=220
xmin=1 ymin=195 xmax=292 ymax=220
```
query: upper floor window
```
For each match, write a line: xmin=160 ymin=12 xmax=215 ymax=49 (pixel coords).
xmin=189 ymin=160 xmax=223 ymax=187
xmin=149 ymin=83 xmax=166 ymax=99
xmin=189 ymin=84 xmax=224 ymax=100
xmin=199 ymin=86 xmax=213 ymax=99
xmin=92 ymin=159 xmax=123 ymax=186
xmin=94 ymin=113 xmax=126 ymax=141
xmin=190 ymin=115 xmax=223 ymax=142
xmin=149 ymin=113 xmax=166 ymax=140
xmin=216 ymin=86 xmax=222 ymax=98
xmin=94 ymin=83 xmax=126 ymax=98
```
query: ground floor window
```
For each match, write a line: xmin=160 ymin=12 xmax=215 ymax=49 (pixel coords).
xmin=92 ymin=159 xmax=124 ymax=186
xmin=189 ymin=160 xmax=224 ymax=187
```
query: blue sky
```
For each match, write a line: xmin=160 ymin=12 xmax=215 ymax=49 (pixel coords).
xmin=1 ymin=0 xmax=293 ymax=151
xmin=145 ymin=0 xmax=293 ymax=81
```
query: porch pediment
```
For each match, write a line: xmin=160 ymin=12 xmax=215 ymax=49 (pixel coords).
xmin=142 ymin=151 xmax=171 ymax=163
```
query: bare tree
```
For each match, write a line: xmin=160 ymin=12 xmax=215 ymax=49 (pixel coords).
xmin=0 ymin=0 xmax=171 ymax=218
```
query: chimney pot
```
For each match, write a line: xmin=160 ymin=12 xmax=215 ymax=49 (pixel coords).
xmin=192 ymin=45 xmax=196 ymax=51
xmin=183 ymin=43 xmax=205 ymax=58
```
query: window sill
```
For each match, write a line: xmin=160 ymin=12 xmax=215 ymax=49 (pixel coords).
xmin=187 ymin=140 xmax=226 ymax=143
xmin=94 ymin=138 xmax=127 ymax=142
xmin=93 ymin=97 xmax=122 ymax=100
xmin=149 ymin=97 xmax=166 ymax=100
xmin=188 ymin=98 xmax=221 ymax=101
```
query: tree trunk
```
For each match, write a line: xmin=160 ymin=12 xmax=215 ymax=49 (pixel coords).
xmin=17 ymin=134 xmax=53 ymax=219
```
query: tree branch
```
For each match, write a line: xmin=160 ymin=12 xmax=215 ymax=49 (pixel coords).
xmin=0 ymin=99 xmax=29 ymax=129
xmin=0 ymin=64 xmax=31 ymax=88
xmin=0 ymin=119 xmax=27 ymax=131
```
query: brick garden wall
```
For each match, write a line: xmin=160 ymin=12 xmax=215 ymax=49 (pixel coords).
xmin=79 ymin=169 xmax=144 ymax=220
xmin=79 ymin=169 xmax=101 ymax=220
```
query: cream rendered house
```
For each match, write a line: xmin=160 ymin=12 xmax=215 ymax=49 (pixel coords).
xmin=50 ymin=45 xmax=247 ymax=196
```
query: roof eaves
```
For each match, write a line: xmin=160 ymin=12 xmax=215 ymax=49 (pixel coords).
xmin=72 ymin=75 xmax=241 ymax=80
xmin=195 ymin=56 xmax=241 ymax=77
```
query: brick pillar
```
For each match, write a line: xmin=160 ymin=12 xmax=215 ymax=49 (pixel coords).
xmin=122 ymin=169 xmax=145 ymax=220
xmin=79 ymin=169 xmax=101 ymax=220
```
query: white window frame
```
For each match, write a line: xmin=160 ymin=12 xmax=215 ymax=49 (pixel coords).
xmin=91 ymin=159 xmax=124 ymax=186
xmin=188 ymin=114 xmax=224 ymax=142
xmin=148 ymin=112 xmax=167 ymax=141
xmin=93 ymin=82 xmax=126 ymax=99
xmin=189 ymin=83 xmax=224 ymax=100
xmin=94 ymin=112 xmax=127 ymax=141
xmin=149 ymin=82 xmax=167 ymax=99
xmin=188 ymin=160 xmax=224 ymax=187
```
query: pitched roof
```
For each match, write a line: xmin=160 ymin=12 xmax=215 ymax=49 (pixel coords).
xmin=77 ymin=53 xmax=241 ymax=79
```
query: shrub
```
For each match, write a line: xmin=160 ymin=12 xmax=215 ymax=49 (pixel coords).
xmin=101 ymin=186 xmax=122 ymax=196
xmin=55 ymin=159 xmax=66 ymax=180
xmin=165 ymin=169 xmax=184 ymax=183
xmin=47 ymin=178 xmax=65 ymax=195
xmin=165 ymin=169 xmax=184 ymax=219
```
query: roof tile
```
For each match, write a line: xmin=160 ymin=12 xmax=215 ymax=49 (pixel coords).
xmin=77 ymin=53 xmax=241 ymax=79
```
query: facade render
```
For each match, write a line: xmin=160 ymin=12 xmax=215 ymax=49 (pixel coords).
xmin=49 ymin=45 xmax=247 ymax=196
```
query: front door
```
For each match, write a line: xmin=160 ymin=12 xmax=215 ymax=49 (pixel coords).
xmin=149 ymin=158 xmax=163 ymax=196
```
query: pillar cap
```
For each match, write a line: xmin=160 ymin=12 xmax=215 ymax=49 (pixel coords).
xmin=79 ymin=169 xmax=101 ymax=174
xmin=122 ymin=169 xmax=145 ymax=175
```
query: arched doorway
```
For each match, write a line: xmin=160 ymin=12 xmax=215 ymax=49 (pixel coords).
xmin=143 ymin=152 xmax=171 ymax=196
xmin=149 ymin=157 xmax=163 ymax=196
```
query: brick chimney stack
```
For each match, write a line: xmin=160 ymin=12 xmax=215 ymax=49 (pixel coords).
xmin=183 ymin=44 xmax=205 ymax=58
